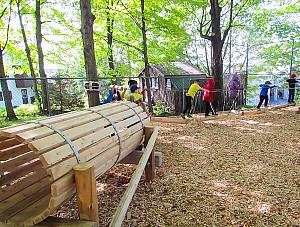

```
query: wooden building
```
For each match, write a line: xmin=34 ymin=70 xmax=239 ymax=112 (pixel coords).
xmin=137 ymin=62 xmax=207 ymax=114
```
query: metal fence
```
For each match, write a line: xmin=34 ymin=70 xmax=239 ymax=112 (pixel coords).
xmin=0 ymin=74 xmax=297 ymax=121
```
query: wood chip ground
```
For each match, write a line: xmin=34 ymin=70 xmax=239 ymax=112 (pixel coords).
xmin=55 ymin=108 xmax=300 ymax=226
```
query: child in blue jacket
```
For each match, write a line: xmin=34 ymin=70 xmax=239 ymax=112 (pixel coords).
xmin=257 ymin=81 xmax=276 ymax=109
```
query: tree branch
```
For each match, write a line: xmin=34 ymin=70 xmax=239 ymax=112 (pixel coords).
xmin=221 ymin=0 xmax=233 ymax=45
xmin=198 ymin=8 xmax=212 ymax=41
xmin=1 ymin=1 xmax=12 ymax=51
xmin=119 ymin=0 xmax=142 ymax=30
xmin=0 ymin=0 xmax=13 ymax=19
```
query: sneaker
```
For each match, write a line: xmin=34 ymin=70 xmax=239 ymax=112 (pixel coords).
xmin=187 ymin=115 xmax=193 ymax=118
xmin=205 ymin=114 xmax=210 ymax=117
xmin=181 ymin=114 xmax=186 ymax=119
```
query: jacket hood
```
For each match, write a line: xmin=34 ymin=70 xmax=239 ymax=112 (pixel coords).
xmin=208 ymin=78 xmax=216 ymax=86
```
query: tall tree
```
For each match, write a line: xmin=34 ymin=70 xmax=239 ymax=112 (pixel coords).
xmin=198 ymin=0 xmax=252 ymax=107
xmin=35 ymin=0 xmax=49 ymax=113
xmin=16 ymin=0 xmax=42 ymax=112
xmin=140 ymin=0 xmax=153 ymax=113
xmin=0 ymin=1 xmax=17 ymax=120
xmin=80 ymin=0 xmax=99 ymax=107
xmin=106 ymin=0 xmax=116 ymax=79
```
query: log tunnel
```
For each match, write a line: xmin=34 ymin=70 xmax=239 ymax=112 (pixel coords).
xmin=0 ymin=101 xmax=149 ymax=226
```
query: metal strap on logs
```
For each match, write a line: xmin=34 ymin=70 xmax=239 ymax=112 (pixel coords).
xmin=86 ymin=109 xmax=122 ymax=165
xmin=32 ymin=121 xmax=81 ymax=163
xmin=119 ymin=102 xmax=144 ymax=127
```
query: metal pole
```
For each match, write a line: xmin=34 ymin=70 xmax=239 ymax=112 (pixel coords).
xmin=244 ymin=43 xmax=250 ymax=105
xmin=289 ymin=38 xmax=295 ymax=76
xmin=45 ymin=77 xmax=51 ymax=116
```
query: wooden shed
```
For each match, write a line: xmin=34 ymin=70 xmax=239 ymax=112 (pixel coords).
xmin=138 ymin=62 xmax=207 ymax=114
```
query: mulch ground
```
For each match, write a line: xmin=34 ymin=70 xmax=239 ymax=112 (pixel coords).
xmin=55 ymin=107 xmax=300 ymax=226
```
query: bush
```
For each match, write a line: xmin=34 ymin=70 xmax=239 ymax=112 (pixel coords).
xmin=0 ymin=108 xmax=6 ymax=118
xmin=15 ymin=104 xmax=39 ymax=116
xmin=153 ymin=100 xmax=170 ymax=116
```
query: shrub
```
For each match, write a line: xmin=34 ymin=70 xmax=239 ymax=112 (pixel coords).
xmin=15 ymin=104 xmax=39 ymax=116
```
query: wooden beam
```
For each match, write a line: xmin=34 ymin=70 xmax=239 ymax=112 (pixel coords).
xmin=73 ymin=163 xmax=99 ymax=226
xmin=144 ymin=127 xmax=155 ymax=182
xmin=109 ymin=126 xmax=159 ymax=227
xmin=150 ymin=116 xmax=190 ymax=124
xmin=119 ymin=150 xmax=162 ymax=166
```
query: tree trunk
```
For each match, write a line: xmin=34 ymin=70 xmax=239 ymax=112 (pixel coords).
xmin=80 ymin=0 xmax=99 ymax=107
xmin=210 ymin=0 xmax=224 ymax=108
xmin=17 ymin=0 xmax=42 ymax=112
xmin=141 ymin=0 xmax=153 ymax=113
xmin=35 ymin=0 xmax=49 ymax=113
xmin=106 ymin=0 xmax=116 ymax=82
xmin=0 ymin=49 xmax=17 ymax=121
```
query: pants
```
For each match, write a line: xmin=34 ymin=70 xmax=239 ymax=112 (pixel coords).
xmin=288 ymin=88 xmax=295 ymax=103
xmin=257 ymin=95 xmax=268 ymax=109
xmin=204 ymin=100 xmax=216 ymax=115
xmin=183 ymin=96 xmax=193 ymax=115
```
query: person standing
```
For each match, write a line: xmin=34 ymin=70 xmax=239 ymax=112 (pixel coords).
xmin=228 ymin=74 xmax=243 ymax=110
xmin=257 ymin=81 xmax=276 ymax=109
xmin=286 ymin=73 xmax=299 ymax=103
xmin=181 ymin=80 xmax=203 ymax=119
xmin=203 ymin=78 xmax=217 ymax=116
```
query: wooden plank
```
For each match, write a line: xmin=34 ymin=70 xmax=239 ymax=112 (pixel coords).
xmin=0 ymin=170 xmax=48 ymax=202
xmin=0 ymin=160 xmax=42 ymax=186
xmin=0 ymin=178 xmax=50 ymax=219
xmin=144 ymin=126 xmax=155 ymax=182
xmin=40 ymin=113 xmax=147 ymax=167
xmin=0 ymin=151 xmax=37 ymax=172
xmin=29 ymin=106 xmax=143 ymax=155
xmin=7 ymin=195 xmax=51 ymax=226
xmin=73 ymin=163 xmax=99 ymax=224
xmin=51 ymin=172 xmax=74 ymax=197
xmin=15 ymin=104 xmax=137 ymax=143
xmin=36 ymin=216 xmax=98 ymax=227
xmin=48 ymin=187 xmax=75 ymax=210
xmin=48 ymin=128 xmax=144 ymax=181
xmin=109 ymin=126 xmax=159 ymax=227
xmin=0 ymin=144 xmax=31 ymax=161
xmin=150 ymin=116 xmax=190 ymax=124
xmin=0 ymin=138 xmax=20 ymax=150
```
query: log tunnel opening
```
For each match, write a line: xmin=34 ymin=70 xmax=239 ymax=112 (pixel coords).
xmin=0 ymin=135 xmax=52 ymax=225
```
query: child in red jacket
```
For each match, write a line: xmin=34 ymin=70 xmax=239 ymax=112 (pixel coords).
xmin=203 ymin=78 xmax=217 ymax=116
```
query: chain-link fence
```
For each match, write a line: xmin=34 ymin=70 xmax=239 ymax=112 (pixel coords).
xmin=0 ymin=73 xmax=298 ymax=122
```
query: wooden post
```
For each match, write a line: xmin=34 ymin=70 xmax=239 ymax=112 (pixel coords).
xmin=73 ymin=163 xmax=99 ymax=226
xmin=144 ymin=126 xmax=155 ymax=182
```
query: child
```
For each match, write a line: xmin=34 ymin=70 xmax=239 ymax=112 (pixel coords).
xmin=286 ymin=73 xmax=299 ymax=103
xmin=203 ymin=78 xmax=217 ymax=116
xmin=125 ymin=85 xmax=147 ymax=112
xmin=122 ymin=79 xmax=138 ymax=100
xmin=257 ymin=81 xmax=276 ymax=109
xmin=228 ymin=74 xmax=243 ymax=110
xmin=181 ymin=80 xmax=203 ymax=119
xmin=99 ymin=85 xmax=122 ymax=105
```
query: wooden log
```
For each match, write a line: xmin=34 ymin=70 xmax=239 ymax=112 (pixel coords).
xmin=109 ymin=126 xmax=159 ymax=227
xmin=73 ymin=163 xmax=99 ymax=225
xmin=144 ymin=126 xmax=155 ymax=182
xmin=0 ymin=102 xmax=149 ymax=226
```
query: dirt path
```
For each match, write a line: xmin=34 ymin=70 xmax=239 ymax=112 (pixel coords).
xmin=56 ymin=108 xmax=300 ymax=226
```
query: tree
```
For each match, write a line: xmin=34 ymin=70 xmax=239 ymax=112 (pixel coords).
xmin=80 ymin=0 xmax=99 ymax=107
xmin=48 ymin=71 xmax=85 ymax=113
xmin=197 ymin=0 xmax=255 ymax=107
xmin=140 ymin=0 xmax=153 ymax=113
xmin=0 ymin=0 xmax=17 ymax=120
xmin=16 ymin=0 xmax=42 ymax=112
xmin=35 ymin=0 xmax=50 ymax=113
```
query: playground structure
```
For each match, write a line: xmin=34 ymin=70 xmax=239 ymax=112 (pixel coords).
xmin=0 ymin=101 xmax=160 ymax=226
